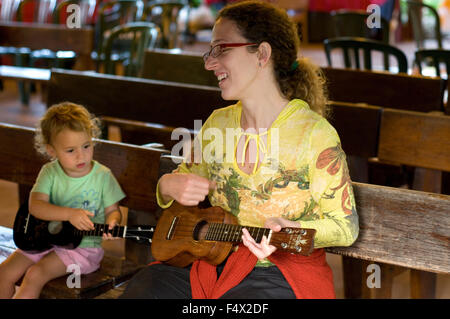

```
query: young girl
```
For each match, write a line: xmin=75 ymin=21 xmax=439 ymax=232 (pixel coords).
xmin=121 ymin=0 xmax=359 ymax=299
xmin=0 ymin=102 xmax=126 ymax=299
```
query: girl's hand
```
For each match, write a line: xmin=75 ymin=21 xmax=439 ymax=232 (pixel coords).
xmin=241 ymin=217 xmax=301 ymax=260
xmin=102 ymin=220 xmax=120 ymax=240
xmin=69 ymin=209 xmax=94 ymax=230
xmin=159 ymin=173 xmax=216 ymax=206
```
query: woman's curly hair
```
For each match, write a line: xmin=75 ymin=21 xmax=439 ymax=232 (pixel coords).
xmin=34 ymin=102 xmax=101 ymax=157
xmin=217 ymin=0 xmax=329 ymax=117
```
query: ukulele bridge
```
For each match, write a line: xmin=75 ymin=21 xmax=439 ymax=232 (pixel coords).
xmin=166 ymin=216 xmax=179 ymax=240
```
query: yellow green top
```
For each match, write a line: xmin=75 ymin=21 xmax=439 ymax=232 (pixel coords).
xmin=157 ymin=99 xmax=359 ymax=262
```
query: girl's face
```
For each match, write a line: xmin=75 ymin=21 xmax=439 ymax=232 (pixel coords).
xmin=204 ymin=18 xmax=260 ymax=101
xmin=46 ymin=128 xmax=94 ymax=178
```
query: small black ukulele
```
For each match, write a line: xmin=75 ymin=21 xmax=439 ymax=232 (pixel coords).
xmin=13 ymin=199 xmax=154 ymax=253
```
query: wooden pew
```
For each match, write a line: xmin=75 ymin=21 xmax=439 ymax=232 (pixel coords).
xmin=140 ymin=49 xmax=218 ymax=87
xmin=0 ymin=122 xmax=166 ymax=298
xmin=138 ymin=49 xmax=446 ymax=113
xmin=322 ymin=67 xmax=446 ymax=113
xmin=340 ymin=109 xmax=450 ymax=299
xmin=101 ymin=116 xmax=196 ymax=150
xmin=158 ymin=156 xmax=450 ymax=299
xmin=47 ymin=69 xmax=230 ymax=129
xmin=0 ymin=22 xmax=94 ymax=69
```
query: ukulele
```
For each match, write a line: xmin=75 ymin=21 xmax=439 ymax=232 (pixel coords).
xmin=151 ymin=202 xmax=316 ymax=267
xmin=13 ymin=199 xmax=154 ymax=253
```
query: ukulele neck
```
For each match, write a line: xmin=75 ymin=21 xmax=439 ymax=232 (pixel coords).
xmin=73 ymin=224 xmax=125 ymax=237
xmin=205 ymin=223 xmax=270 ymax=243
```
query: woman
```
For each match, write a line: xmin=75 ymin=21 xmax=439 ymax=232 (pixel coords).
xmin=121 ymin=0 xmax=359 ymax=299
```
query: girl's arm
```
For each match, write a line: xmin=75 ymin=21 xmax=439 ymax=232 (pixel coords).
xmin=29 ymin=191 xmax=94 ymax=230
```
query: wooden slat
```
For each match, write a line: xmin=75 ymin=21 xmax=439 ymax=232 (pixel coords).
xmin=47 ymin=69 xmax=230 ymax=129
xmin=323 ymin=67 xmax=445 ymax=113
xmin=102 ymin=116 xmax=196 ymax=149
xmin=141 ymin=49 xmax=218 ymax=87
xmin=378 ymin=109 xmax=450 ymax=172
xmin=326 ymin=182 xmax=450 ymax=274
xmin=0 ymin=22 xmax=93 ymax=55
xmin=328 ymin=101 xmax=381 ymax=158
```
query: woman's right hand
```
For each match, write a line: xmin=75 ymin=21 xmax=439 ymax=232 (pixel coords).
xmin=68 ymin=209 xmax=95 ymax=230
xmin=159 ymin=173 xmax=216 ymax=206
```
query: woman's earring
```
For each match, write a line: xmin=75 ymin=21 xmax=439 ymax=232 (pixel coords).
xmin=258 ymin=62 xmax=262 ymax=67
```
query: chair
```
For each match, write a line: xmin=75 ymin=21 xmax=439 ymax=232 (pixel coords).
xmin=323 ymin=37 xmax=408 ymax=73
xmin=142 ymin=0 xmax=187 ymax=49
xmin=330 ymin=9 xmax=390 ymax=43
xmin=102 ymin=21 xmax=159 ymax=76
xmin=406 ymin=0 xmax=448 ymax=49
xmin=273 ymin=0 xmax=309 ymax=43
xmin=415 ymin=49 xmax=450 ymax=79
xmin=94 ymin=0 xmax=145 ymax=71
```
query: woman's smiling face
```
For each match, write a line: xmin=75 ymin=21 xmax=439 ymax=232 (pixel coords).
xmin=204 ymin=18 xmax=260 ymax=101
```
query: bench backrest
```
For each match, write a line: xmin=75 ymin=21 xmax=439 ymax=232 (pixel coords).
xmin=138 ymin=49 xmax=446 ymax=113
xmin=140 ymin=49 xmax=218 ymax=87
xmin=0 ymin=22 xmax=93 ymax=55
xmin=47 ymin=69 xmax=230 ymax=129
xmin=378 ymin=109 xmax=450 ymax=172
xmin=0 ymin=122 xmax=165 ymax=212
xmin=322 ymin=67 xmax=445 ymax=113
xmin=326 ymin=182 xmax=450 ymax=274
xmin=327 ymin=101 xmax=381 ymax=158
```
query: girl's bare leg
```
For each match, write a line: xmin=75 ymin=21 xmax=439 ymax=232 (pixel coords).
xmin=14 ymin=251 xmax=67 ymax=299
xmin=0 ymin=251 xmax=35 ymax=298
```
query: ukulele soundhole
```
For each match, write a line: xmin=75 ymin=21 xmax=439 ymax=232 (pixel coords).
xmin=193 ymin=220 xmax=208 ymax=241
xmin=48 ymin=221 xmax=63 ymax=235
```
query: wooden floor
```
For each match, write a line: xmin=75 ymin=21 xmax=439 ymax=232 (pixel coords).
xmin=0 ymin=39 xmax=449 ymax=299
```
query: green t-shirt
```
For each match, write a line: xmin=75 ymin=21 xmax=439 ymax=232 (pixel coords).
xmin=31 ymin=160 xmax=126 ymax=248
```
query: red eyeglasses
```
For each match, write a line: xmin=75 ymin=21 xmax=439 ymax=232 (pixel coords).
xmin=203 ymin=43 xmax=258 ymax=62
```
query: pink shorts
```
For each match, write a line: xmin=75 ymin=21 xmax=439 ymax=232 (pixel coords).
xmin=18 ymin=247 xmax=104 ymax=275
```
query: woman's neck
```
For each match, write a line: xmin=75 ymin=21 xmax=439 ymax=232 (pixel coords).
xmin=240 ymin=94 xmax=290 ymax=131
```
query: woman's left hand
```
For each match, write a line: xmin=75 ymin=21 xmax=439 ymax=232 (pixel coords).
xmin=241 ymin=217 xmax=301 ymax=260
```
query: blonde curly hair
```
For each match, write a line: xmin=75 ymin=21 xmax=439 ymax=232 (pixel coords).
xmin=34 ymin=102 xmax=101 ymax=157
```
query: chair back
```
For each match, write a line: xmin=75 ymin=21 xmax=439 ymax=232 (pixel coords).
xmin=95 ymin=0 xmax=144 ymax=58
xmin=16 ymin=0 xmax=56 ymax=23
xmin=1 ymin=0 xmax=21 ymax=21
xmin=415 ymin=49 xmax=450 ymax=78
xmin=142 ymin=0 xmax=187 ymax=49
xmin=406 ymin=0 xmax=443 ymax=49
xmin=330 ymin=9 xmax=390 ymax=43
xmin=52 ymin=0 xmax=96 ymax=26
xmin=102 ymin=21 xmax=159 ymax=76
xmin=323 ymin=36 xmax=408 ymax=73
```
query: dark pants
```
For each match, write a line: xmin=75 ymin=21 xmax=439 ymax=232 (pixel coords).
xmin=119 ymin=263 xmax=296 ymax=299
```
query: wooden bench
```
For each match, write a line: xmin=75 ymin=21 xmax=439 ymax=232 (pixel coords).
xmin=47 ymin=69 xmax=230 ymax=129
xmin=157 ymin=154 xmax=450 ymax=299
xmin=140 ymin=49 xmax=218 ymax=87
xmin=339 ymin=108 xmax=450 ymax=299
xmin=0 ymin=21 xmax=94 ymax=70
xmin=0 ymin=122 xmax=166 ymax=298
xmin=138 ymin=49 xmax=447 ymax=113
